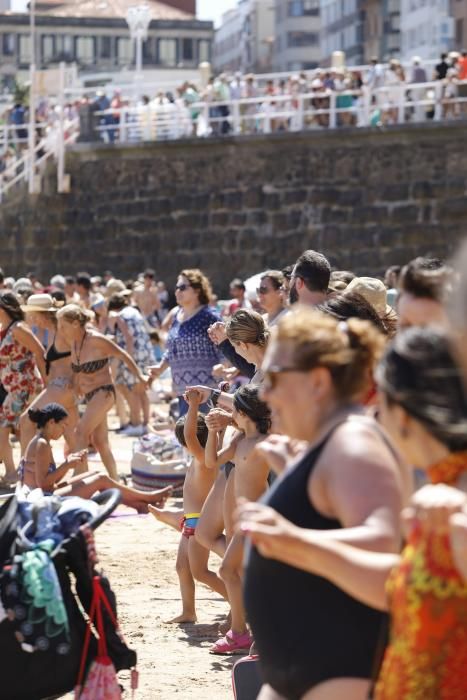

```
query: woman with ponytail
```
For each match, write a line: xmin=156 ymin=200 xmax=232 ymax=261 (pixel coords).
xmin=20 ymin=402 xmax=171 ymax=510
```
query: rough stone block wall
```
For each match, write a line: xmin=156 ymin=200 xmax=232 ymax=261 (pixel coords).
xmin=1 ymin=123 xmax=466 ymax=294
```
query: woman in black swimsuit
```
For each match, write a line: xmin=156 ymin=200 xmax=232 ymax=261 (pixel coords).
xmin=238 ymin=308 xmax=411 ymax=700
xmin=19 ymin=293 xmax=78 ymax=454
xmin=57 ymin=304 xmax=148 ymax=481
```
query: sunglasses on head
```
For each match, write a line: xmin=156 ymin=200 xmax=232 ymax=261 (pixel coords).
xmin=175 ymin=283 xmax=190 ymax=292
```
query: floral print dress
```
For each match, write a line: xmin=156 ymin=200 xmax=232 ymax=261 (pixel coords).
xmin=375 ymin=452 xmax=467 ymax=700
xmin=114 ymin=306 xmax=153 ymax=389
xmin=0 ymin=323 xmax=42 ymax=428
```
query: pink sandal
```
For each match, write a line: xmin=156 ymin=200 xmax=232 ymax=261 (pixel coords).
xmin=210 ymin=629 xmax=253 ymax=655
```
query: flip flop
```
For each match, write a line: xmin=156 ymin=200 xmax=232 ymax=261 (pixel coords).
xmin=210 ymin=629 xmax=252 ymax=655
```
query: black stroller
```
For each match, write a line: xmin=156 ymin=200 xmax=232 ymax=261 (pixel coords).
xmin=0 ymin=489 xmax=137 ymax=700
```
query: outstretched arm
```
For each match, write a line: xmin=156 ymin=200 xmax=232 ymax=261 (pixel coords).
xmin=238 ymin=501 xmax=396 ymax=612
xmin=184 ymin=388 xmax=207 ymax=463
xmin=99 ymin=334 xmax=146 ymax=383
xmin=205 ymin=417 xmax=240 ymax=469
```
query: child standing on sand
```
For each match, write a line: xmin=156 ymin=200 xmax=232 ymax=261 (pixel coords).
xmin=205 ymin=385 xmax=271 ymax=654
xmin=150 ymin=388 xmax=228 ymax=623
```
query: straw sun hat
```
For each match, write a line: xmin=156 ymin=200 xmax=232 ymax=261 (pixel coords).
xmin=345 ymin=277 xmax=393 ymax=316
xmin=21 ymin=293 xmax=64 ymax=312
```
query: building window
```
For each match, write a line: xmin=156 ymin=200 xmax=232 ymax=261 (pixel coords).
xmin=198 ymin=39 xmax=210 ymax=62
xmin=41 ymin=35 xmax=55 ymax=63
xmin=100 ymin=36 xmax=112 ymax=59
xmin=18 ymin=34 xmax=31 ymax=63
xmin=55 ymin=35 xmax=74 ymax=60
xmin=2 ymin=33 xmax=15 ymax=56
xmin=116 ymin=37 xmax=132 ymax=64
xmin=158 ymin=38 xmax=177 ymax=66
xmin=181 ymin=37 xmax=193 ymax=61
xmin=288 ymin=0 xmax=320 ymax=16
xmin=142 ymin=38 xmax=155 ymax=64
xmin=287 ymin=31 xmax=319 ymax=47
xmin=75 ymin=36 xmax=96 ymax=64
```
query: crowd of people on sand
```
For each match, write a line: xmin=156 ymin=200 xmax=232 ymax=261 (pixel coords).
xmin=1 ymin=246 xmax=467 ymax=700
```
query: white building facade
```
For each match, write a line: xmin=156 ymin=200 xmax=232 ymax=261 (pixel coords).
xmin=273 ymin=0 xmax=321 ymax=71
xmin=213 ymin=0 xmax=275 ymax=74
xmin=400 ymin=0 xmax=454 ymax=61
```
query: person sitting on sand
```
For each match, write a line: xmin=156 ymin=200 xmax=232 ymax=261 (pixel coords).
xmin=20 ymin=402 xmax=172 ymax=512
xmin=205 ymin=385 xmax=271 ymax=655
xmin=150 ymin=388 xmax=228 ymax=623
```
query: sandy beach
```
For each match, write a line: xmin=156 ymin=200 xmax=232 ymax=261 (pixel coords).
xmin=91 ymin=499 xmax=234 ymax=700
xmin=1 ymin=411 xmax=236 ymax=699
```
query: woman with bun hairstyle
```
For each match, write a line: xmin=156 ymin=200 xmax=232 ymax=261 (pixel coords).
xmin=238 ymin=307 xmax=411 ymax=700
xmin=240 ymin=325 xmax=467 ymax=699
xmin=19 ymin=293 xmax=78 ymax=456
xmin=56 ymin=304 xmax=148 ymax=481
xmin=20 ymin=402 xmax=171 ymax=509
xmin=0 ymin=291 xmax=46 ymax=487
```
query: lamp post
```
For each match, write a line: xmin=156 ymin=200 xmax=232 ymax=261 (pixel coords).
xmin=126 ymin=4 xmax=151 ymax=101
xmin=28 ymin=0 xmax=36 ymax=194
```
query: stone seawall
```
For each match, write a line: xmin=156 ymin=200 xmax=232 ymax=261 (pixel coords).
xmin=1 ymin=122 xmax=467 ymax=293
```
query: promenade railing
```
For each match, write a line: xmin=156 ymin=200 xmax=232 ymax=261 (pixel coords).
xmin=91 ymin=78 xmax=466 ymax=144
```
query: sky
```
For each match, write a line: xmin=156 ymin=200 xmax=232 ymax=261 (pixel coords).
xmin=197 ymin=0 xmax=238 ymax=26
xmin=12 ymin=0 xmax=240 ymax=23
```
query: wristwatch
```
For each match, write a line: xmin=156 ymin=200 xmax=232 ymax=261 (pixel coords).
xmin=210 ymin=389 xmax=221 ymax=407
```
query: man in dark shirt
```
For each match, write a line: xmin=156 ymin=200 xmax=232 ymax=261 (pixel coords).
xmin=434 ymin=52 xmax=449 ymax=80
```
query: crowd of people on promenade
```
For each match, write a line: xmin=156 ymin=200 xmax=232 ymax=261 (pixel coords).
xmin=1 ymin=243 xmax=467 ymax=699
xmin=91 ymin=51 xmax=467 ymax=142
xmin=2 ymin=48 xmax=467 ymax=171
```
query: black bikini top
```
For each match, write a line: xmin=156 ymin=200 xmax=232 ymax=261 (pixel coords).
xmin=45 ymin=338 xmax=71 ymax=375
xmin=71 ymin=357 xmax=109 ymax=374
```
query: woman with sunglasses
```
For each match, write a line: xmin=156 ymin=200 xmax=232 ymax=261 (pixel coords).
xmin=256 ymin=270 xmax=288 ymax=327
xmin=148 ymin=269 xmax=222 ymax=416
xmin=237 ymin=307 xmax=411 ymax=700
xmin=239 ymin=324 xmax=467 ymax=700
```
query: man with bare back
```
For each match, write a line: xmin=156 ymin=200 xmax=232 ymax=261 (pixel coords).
xmin=133 ymin=268 xmax=161 ymax=328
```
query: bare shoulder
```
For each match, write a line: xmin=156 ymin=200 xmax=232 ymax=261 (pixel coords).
xmin=320 ymin=416 xmax=398 ymax=472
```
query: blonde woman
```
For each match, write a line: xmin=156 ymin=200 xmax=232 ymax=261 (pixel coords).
xmin=56 ymin=304 xmax=148 ymax=481
xmin=19 ymin=293 xmax=78 ymax=455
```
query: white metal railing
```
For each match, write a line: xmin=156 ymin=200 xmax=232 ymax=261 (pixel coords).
xmin=89 ymin=78 xmax=467 ymax=144
xmin=0 ymin=117 xmax=79 ymax=202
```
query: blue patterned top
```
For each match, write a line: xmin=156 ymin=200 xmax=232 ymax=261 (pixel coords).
xmin=164 ymin=306 xmax=223 ymax=395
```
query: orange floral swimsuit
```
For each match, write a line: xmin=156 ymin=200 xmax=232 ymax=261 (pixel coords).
xmin=376 ymin=452 xmax=467 ymax=700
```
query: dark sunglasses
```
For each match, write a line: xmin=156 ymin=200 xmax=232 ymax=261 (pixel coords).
xmin=257 ymin=286 xmax=272 ymax=295
xmin=175 ymin=283 xmax=191 ymax=292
